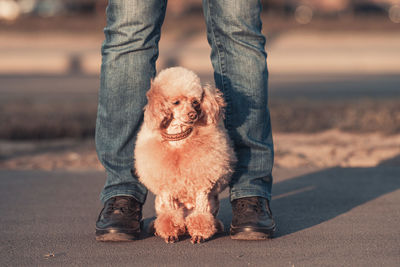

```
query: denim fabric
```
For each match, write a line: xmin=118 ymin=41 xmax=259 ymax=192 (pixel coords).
xmin=96 ymin=0 xmax=273 ymax=204
xmin=96 ymin=0 xmax=167 ymax=204
xmin=203 ymin=0 xmax=274 ymax=201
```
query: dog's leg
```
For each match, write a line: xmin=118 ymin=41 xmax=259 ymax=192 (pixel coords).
xmin=210 ymin=193 xmax=224 ymax=234
xmin=185 ymin=191 xmax=219 ymax=244
xmin=153 ymin=192 xmax=186 ymax=243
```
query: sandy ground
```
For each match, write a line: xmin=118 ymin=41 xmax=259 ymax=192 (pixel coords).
xmin=274 ymin=130 xmax=400 ymax=168
xmin=1 ymin=130 xmax=399 ymax=171
xmin=1 ymin=15 xmax=400 ymax=76
xmin=1 ymin=30 xmax=399 ymax=76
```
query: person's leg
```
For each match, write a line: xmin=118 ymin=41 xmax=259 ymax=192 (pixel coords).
xmin=202 ymin=0 xmax=273 ymax=202
xmin=203 ymin=0 xmax=275 ymax=240
xmin=96 ymin=0 xmax=167 ymax=204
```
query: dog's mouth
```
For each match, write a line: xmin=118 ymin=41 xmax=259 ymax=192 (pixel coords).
xmin=161 ymin=126 xmax=193 ymax=141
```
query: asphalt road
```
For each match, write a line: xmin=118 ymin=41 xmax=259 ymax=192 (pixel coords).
xmin=1 ymin=166 xmax=399 ymax=266
xmin=1 ymin=72 xmax=399 ymax=100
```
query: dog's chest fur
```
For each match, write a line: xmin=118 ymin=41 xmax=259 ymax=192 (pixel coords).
xmin=135 ymin=124 xmax=235 ymax=198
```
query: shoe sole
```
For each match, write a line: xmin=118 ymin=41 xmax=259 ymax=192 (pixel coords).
xmin=230 ymin=225 xmax=276 ymax=241
xmin=95 ymin=229 xmax=140 ymax=242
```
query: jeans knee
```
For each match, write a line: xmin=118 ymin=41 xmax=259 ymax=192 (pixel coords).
xmin=225 ymin=0 xmax=262 ymax=22
xmin=206 ymin=0 xmax=265 ymax=50
xmin=106 ymin=0 xmax=165 ymax=22
xmin=103 ymin=0 xmax=166 ymax=49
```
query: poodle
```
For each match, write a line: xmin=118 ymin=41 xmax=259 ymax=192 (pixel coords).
xmin=134 ymin=67 xmax=236 ymax=243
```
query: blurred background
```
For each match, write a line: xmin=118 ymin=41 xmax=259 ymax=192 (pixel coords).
xmin=0 ymin=0 xmax=399 ymax=170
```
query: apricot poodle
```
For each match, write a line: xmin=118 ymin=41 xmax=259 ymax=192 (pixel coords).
xmin=134 ymin=67 xmax=236 ymax=243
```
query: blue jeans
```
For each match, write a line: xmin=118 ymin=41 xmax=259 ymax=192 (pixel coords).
xmin=96 ymin=0 xmax=274 ymax=204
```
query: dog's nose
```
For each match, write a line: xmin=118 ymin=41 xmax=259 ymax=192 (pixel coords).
xmin=188 ymin=111 xmax=198 ymax=121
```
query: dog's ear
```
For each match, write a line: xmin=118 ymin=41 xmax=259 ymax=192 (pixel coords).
xmin=201 ymin=84 xmax=226 ymax=125
xmin=144 ymin=81 xmax=172 ymax=129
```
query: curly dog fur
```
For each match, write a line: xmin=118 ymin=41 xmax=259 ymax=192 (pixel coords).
xmin=134 ymin=67 xmax=236 ymax=243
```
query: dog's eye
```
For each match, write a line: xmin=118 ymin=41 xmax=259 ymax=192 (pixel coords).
xmin=192 ymin=100 xmax=199 ymax=106
xmin=172 ymin=100 xmax=180 ymax=105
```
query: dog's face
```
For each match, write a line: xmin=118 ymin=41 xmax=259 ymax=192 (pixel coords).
xmin=144 ymin=67 xmax=225 ymax=131
xmin=168 ymin=93 xmax=202 ymax=126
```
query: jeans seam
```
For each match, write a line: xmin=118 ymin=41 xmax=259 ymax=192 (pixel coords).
xmin=205 ymin=0 xmax=233 ymax=130
xmin=151 ymin=0 xmax=167 ymax=76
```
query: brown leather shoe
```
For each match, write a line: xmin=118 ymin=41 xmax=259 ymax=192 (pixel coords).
xmin=95 ymin=196 xmax=142 ymax=241
xmin=230 ymin=197 xmax=276 ymax=240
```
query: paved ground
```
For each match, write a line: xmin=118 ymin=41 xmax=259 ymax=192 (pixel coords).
xmin=0 ymin=30 xmax=399 ymax=76
xmin=1 ymin=166 xmax=399 ymax=266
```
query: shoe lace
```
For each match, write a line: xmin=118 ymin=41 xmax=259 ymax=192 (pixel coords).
xmin=234 ymin=197 xmax=264 ymax=215
xmin=105 ymin=197 xmax=141 ymax=219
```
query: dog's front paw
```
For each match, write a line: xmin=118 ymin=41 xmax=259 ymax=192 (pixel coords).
xmin=185 ymin=212 xmax=216 ymax=244
xmin=191 ymin=235 xmax=205 ymax=244
xmin=154 ymin=212 xmax=186 ymax=243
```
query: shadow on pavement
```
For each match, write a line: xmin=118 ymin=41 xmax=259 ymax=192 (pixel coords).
xmin=378 ymin=154 xmax=400 ymax=167
xmin=0 ymin=160 xmax=399 ymax=265
xmin=217 ymin=163 xmax=400 ymax=238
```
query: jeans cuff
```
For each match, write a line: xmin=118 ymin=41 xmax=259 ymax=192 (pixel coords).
xmin=100 ymin=189 xmax=147 ymax=204
xmin=230 ymin=189 xmax=271 ymax=202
